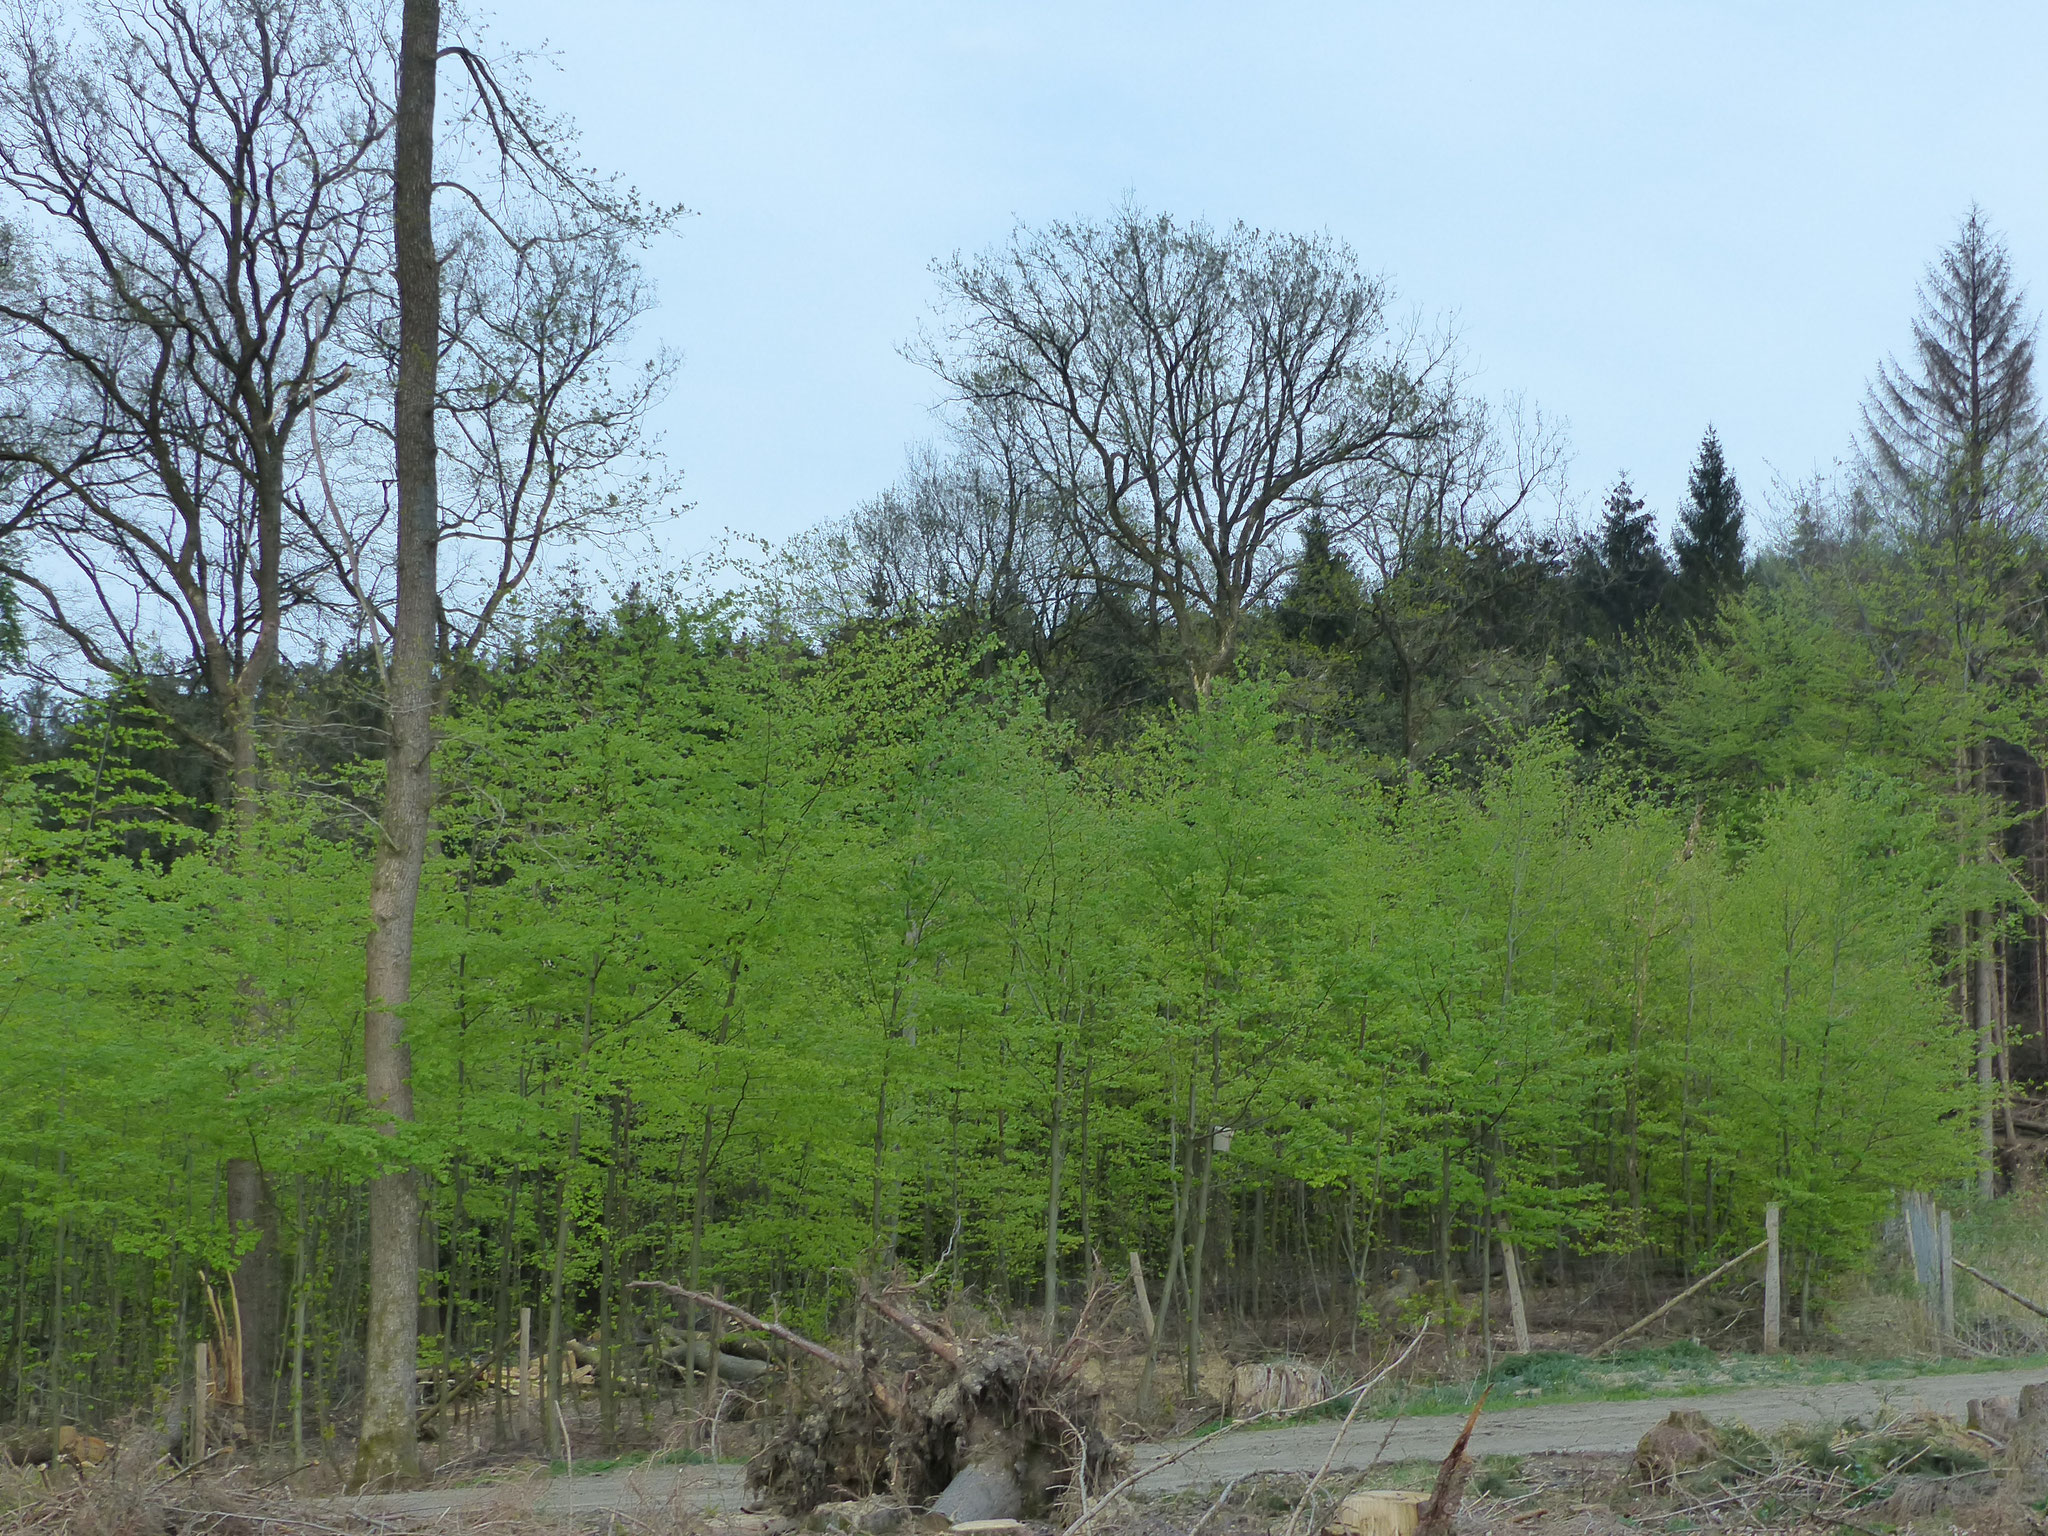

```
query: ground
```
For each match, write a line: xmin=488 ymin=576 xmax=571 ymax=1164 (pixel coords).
xmin=10 ymin=1362 xmax=2030 ymax=1534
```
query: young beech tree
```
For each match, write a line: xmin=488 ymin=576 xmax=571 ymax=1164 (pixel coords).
xmin=1703 ymin=773 xmax=1974 ymax=1270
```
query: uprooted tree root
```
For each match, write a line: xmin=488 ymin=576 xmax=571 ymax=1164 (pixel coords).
xmin=745 ymin=1286 xmax=1126 ymax=1517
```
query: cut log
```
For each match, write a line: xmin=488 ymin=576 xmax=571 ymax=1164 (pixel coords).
xmin=627 ymin=1280 xmax=850 ymax=1372
xmin=931 ymin=1459 xmax=1024 ymax=1523
xmin=1325 ymin=1490 xmax=1429 ymax=1536
xmin=1231 ymin=1360 xmax=1329 ymax=1414
xmin=662 ymin=1335 xmax=774 ymax=1382
xmin=2 ymin=1426 xmax=110 ymax=1468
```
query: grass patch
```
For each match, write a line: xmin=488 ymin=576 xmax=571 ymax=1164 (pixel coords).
xmin=1245 ymin=1341 xmax=2048 ymax=1425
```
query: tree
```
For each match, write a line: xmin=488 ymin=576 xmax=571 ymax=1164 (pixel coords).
xmin=1859 ymin=208 xmax=2045 ymax=1201
xmin=352 ymin=0 xmax=437 ymax=1487
xmin=0 ymin=0 xmax=389 ymax=812
xmin=1864 ymin=206 xmax=2042 ymax=535
xmin=926 ymin=206 xmax=1446 ymax=695
xmin=1670 ymin=428 xmax=1745 ymax=623
xmin=1342 ymin=393 xmax=1566 ymax=765
xmin=1277 ymin=512 xmax=1364 ymax=651
xmin=1576 ymin=474 xmax=1670 ymax=639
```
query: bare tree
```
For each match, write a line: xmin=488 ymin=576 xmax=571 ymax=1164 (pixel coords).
xmin=0 ymin=0 xmax=390 ymax=810
xmin=925 ymin=206 xmax=1446 ymax=695
xmin=310 ymin=212 xmax=675 ymax=677
xmin=795 ymin=433 xmax=1086 ymax=656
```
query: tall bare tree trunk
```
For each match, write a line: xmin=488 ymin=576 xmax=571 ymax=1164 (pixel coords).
xmin=352 ymin=0 xmax=440 ymax=1490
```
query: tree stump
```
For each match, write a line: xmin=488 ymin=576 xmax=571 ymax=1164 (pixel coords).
xmin=2005 ymin=1381 xmax=2048 ymax=1502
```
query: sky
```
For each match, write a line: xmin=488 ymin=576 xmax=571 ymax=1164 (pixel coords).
xmin=476 ymin=0 xmax=2048 ymax=559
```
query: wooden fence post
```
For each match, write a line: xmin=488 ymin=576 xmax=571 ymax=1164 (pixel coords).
xmin=1939 ymin=1210 xmax=1956 ymax=1342
xmin=519 ymin=1306 xmax=533 ymax=1441
xmin=1128 ymin=1251 xmax=1156 ymax=1342
xmin=1762 ymin=1203 xmax=1782 ymax=1353
xmin=1500 ymin=1235 xmax=1532 ymax=1355
xmin=193 ymin=1341 xmax=210 ymax=1464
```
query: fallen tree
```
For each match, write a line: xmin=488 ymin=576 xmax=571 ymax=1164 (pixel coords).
xmin=630 ymin=1277 xmax=1125 ymax=1518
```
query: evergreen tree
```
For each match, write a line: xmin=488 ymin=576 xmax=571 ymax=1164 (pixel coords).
xmin=1863 ymin=206 xmax=2041 ymax=534
xmin=1671 ymin=428 xmax=1746 ymax=622
xmin=1277 ymin=513 xmax=1364 ymax=650
xmin=1576 ymin=474 xmax=1671 ymax=637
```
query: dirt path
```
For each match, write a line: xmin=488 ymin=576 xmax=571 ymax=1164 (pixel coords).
xmin=334 ymin=1365 xmax=2048 ymax=1522
xmin=1138 ymin=1365 xmax=2048 ymax=1485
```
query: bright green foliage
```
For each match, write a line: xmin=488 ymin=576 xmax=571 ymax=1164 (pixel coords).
xmin=0 ymin=602 xmax=1985 ymax=1434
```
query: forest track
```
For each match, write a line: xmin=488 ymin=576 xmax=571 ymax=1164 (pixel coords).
xmin=329 ymin=1364 xmax=2048 ymax=1521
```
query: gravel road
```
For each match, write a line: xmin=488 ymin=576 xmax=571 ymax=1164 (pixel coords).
xmin=335 ymin=1365 xmax=2048 ymax=1522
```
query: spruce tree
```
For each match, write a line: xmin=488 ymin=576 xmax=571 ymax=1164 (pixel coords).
xmin=1671 ymin=428 xmax=1746 ymax=623
xmin=1578 ymin=473 xmax=1671 ymax=637
xmin=1277 ymin=512 xmax=1364 ymax=650
xmin=1864 ymin=206 xmax=2040 ymax=533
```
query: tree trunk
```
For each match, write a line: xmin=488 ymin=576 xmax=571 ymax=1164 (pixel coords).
xmin=1978 ymin=944 xmax=1997 ymax=1199
xmin=351 ymin=0 xmax=440 ymax=1489
xmin=226 ymin=1159 xmax=280 ymax=1429
xmin=1183 ymin=1132 xmax=1215 ymax=1398
xmin=1042 ymin=1041 xmax=1066 ymax=1338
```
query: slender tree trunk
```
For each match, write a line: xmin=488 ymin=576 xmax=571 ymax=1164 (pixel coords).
xmin=1978 ymin=943 xmax=1997 ymax=1199
xmin=352 ymin=0 xmax=440 ymax=1489
xmin=292 ymin=1175 xmax=307 ymax=1467
xmin=547 ymin=1159 xmax=575 ymax=1458
xmin=1183 ymin=1133 xmax=1215 ymax=1398
xmin=227 ymin=1159 xmax=280 ymax=1431
xmin=1042 ymin=1041 xmax=1066 ymax=1338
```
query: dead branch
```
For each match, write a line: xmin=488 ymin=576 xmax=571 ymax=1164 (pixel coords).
xmin=861 ymin=1288 xmax=964 ymax=1367
xmin=1416 ymin=1391 xmax=1489 ymax=1536
xmin=625 ymin=1282 xmax=851 ymax=1372
xmin=1588 ymin=1239 xmax=1768 ymax=1356
xmin=1954 ymin=1259 xmax=2048 ymax=1320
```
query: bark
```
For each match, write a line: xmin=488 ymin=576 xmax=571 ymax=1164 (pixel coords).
xmin=1042 ymin=1041 xmax=1066 ymax=1338
xmin=226 ymin=1159 xmax=281 ymax=1428
xmin=1977 ymin=944 xmax=1997 ymax=1199
xmin=351 ymin=0 xmax=440 ymax=1490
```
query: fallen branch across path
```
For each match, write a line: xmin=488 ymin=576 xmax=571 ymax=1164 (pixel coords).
xmin=1953 ymin=1259 xmax=2048 ymax=1320
xmin=626 ymin=1281 xmax=852 ymax=1372
xmin=1588 ymin=1240 xmax=1769 ymax=1357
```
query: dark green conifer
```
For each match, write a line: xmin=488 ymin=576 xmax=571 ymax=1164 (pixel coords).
xmin=1671 ymin=427 xmax=1746 ymax=622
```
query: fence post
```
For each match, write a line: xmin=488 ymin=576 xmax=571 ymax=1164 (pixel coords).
xmin=1762 ymin=1203 xmax=1782 ymax=1353
xmin=519 ymin=1306 xmax=533 ymax=1441
xmin=1501 ymin=1234 xmax=1532 ymax=1354
xmin=193 ymin=1341 xmax=210 ymax=1464
xmin=1939 ymin=1210 xmax=1956 ymax=1342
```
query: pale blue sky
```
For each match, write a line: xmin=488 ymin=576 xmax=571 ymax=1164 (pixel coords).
xmin=481 ymin=0 xmax=2048 ymax=555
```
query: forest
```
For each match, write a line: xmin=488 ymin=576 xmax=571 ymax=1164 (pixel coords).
xmin=0 ymin=0 xmax=2041 ymax=1492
